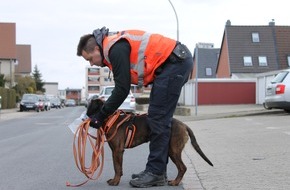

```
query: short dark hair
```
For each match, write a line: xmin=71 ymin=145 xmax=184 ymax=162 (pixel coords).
xmin=77 ymin=34 xmax=97 ymax=56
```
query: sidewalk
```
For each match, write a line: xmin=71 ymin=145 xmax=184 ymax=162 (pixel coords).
xmin=176 ymin=104 xmax=284 ymax=190
xmin=175 ymin=104 xmax=283 ymax=121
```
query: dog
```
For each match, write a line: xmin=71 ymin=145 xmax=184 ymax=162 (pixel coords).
xmin=86 ymin=98 xmax=213 ymax=186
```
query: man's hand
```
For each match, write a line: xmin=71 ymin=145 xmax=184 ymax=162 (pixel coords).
xmin=89 ymin=118 xmax=102 ymax=129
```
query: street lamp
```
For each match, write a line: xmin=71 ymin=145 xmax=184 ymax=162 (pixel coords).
xmin=168 ymin=0 xmax=179 ymax=41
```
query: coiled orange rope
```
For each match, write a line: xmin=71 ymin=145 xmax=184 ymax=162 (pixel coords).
xmin=66 ymin=119 xmax=105 ymax=187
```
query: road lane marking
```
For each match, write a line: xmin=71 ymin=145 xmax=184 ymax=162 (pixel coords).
xmin=266 ymin=127 xmax=280 ymax=130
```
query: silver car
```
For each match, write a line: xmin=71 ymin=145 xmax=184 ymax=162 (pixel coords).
xmin=99 ymin=86 xmax=136 ymax=112
xmin=264 ymin=69 xmax=290 ymax=112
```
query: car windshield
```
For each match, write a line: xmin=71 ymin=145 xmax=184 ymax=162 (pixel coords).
xmin=104 ymin=87 xmax=114 ymax=95
xmin=22 ymin=94 xmax=38 ymax=101
xmin=271 ymin=71 xmax=289 ymax=83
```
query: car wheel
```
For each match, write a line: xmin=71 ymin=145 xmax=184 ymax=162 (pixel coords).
xmin=284 ymin=109 xmax=290 ymax=113
xmin=263 ymin=102 xmax=272 ymax=110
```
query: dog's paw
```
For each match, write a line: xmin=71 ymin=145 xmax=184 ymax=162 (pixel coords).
xmin=107 ymin=179 xmax=120 ymax=186
xmin=168 ymin=180 xmax=180 ymax=186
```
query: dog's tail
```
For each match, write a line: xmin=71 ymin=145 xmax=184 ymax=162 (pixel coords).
xmin=186 ymin=126 xmax=213 ymax=166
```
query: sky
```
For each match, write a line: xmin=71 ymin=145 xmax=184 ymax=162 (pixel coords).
xmin=1 ymin=0 xmax=289 ymax=89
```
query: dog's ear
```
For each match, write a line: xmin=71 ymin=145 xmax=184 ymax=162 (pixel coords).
xmin=86 ymin=98 xmax=104 ymax=117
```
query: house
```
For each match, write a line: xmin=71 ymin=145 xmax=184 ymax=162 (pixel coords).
xmin=191 ymin=43 xmax=220 ymax=79
xmin=216 ymin=20 xmax=290 ymax=79
xmin=0 ymin=22 xmax=32 ymax=88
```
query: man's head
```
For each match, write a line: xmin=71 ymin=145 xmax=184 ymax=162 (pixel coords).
xmin=77 ymin=34 xmax=104 ymax=67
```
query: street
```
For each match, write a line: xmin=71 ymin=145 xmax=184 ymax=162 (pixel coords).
xmin=1 ymin=106 xmax=289 ymax=189
xmin=0 ymin=107 xmax=182 ymax=190
xmin=181 ymin=112 xmax=290 ymax=190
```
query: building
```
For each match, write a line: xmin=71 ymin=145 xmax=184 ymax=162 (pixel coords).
xmin=0 ymin=23 xmax=17 ymax=88
xmin=0 ymin=22 xmax=32 ymax=88
xmin=216 ymin=20 xmax=290 ymax=78
xmin=85 ymin=66 xmax=114 ymax=98
xmin=66 ymin=88 xmax=82 ymax=105
xmin=191 ymin=43 xmax=220 ymax=79
xmin=43 ymin=82 xmax=58 ymax=97
xmin=15 ymin=44 xmax=32 ymax=77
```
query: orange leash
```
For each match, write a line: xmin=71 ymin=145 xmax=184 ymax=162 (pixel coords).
xmin=66 ymin=119 xmax=105 ymax=187
xmin=66 ymin=111 xmax=140 ymax=187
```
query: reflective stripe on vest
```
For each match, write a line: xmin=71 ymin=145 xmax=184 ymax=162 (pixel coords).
xmin=103 ymin=32 xmax=151 ymax=86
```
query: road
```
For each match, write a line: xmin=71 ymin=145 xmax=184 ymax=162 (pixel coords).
xmin=181 ymin=112 xmax=290 ymax=190
xmin=0 ymin=107 xmax=182 ymax=190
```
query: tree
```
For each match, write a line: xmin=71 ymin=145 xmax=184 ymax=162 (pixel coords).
xmin=32 ymin=65 xmax=45 ymax=93
xmin=13 ymin=76 xmax=36 ymax=101
xmin=0 ymin=74 xmax=6 ymax=87
xmin=14 ymin=76 xmax=36 ymax=95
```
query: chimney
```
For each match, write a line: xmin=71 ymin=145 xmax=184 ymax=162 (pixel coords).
xmin=226 ymin=20 xmax=231 ymax=26
xmin=269 ymin=19 xmax=275 ymax=26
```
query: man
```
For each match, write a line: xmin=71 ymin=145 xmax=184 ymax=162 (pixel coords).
xmin=77 ymin=27 xmax=193 ymax=188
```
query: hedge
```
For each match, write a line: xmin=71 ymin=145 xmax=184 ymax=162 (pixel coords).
xmin=0 ymin=87 xmax=16 ymax=109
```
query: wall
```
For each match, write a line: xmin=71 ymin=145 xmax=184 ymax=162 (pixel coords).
xmin=179 ymin=79 xmax=256 ymax=105
xmin=44 ymin=82 xmax=58 ymax=97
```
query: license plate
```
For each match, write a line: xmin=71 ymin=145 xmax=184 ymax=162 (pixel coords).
xmin=26 ymin=105 xmax=33 ymax=108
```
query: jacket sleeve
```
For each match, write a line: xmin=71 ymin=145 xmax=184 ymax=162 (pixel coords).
xmin=101 ymin=39 xmax=131 ymax=116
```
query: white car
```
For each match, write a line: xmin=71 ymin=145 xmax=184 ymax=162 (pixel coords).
xmin=264 ymin=69 xmax=290 ymax=112
xmin=99 ymin=86 xmax=136 ymax=112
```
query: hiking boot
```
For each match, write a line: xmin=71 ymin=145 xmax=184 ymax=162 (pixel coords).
xmin=132 ymin=170 xmax=168 ymax=180
xmin=129 ymin=171 xmax=166 ymax=188
xmin=131 ymin=170 xmax=146 ymax=179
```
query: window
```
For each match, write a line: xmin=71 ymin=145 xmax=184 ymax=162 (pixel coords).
xmin=287 ymin=56 xmax=290 ymax=67
xmin=258 ymin=56 xmax=268 ymax=66
xmin=252 ymin=32 xmax=260 ymax=43
xmin=205 ymin=68 xmax=212 ymax=76
xmin=243 ymin=56 xmax=253 ymax=66
xmin=88 ymin=76 xmax=100 ymax=82
xmin=88 ymin=68 xmax=100 ymax=74
xmin=104 ymin=77 xmax=112 ymax=82
xmin=103 ymin=67 xmax=109 ymax=73
xmin=88 ymin=86 xmax=100 ymax=91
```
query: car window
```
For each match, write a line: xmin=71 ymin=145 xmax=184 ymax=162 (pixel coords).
xmin=22 ymin=94 xmax=37 ymax=101
xmin=271 ymin=71 xmax=289 ymax=83
xmin=104 ymin=87 xmax=114 ymax=95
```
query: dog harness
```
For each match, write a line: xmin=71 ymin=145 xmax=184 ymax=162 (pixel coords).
xmin=103 ymin=110 xmax=139 ymax=148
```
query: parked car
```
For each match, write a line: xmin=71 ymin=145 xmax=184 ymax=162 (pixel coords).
xmin=20 ymin=94 xmax=43 ymax=112
xmin=65 ymin=99 xmax=76 ymax=107
xmin=99 ymin=86 xmax=136 ymax=112
xmin=264 ymin=69 xmax=290 ymax=112
xmin=37 ymin=95 xmax=45 ymax=112
xmin=43 ymin=95 xmax=51 ymax=111
xmin=38 ymin=95 xmax=50 ymax=111
xmin=85 ymin=94 xmax=99 ymax=107
xmin=50 ymin=97 xmax=62 ymax=109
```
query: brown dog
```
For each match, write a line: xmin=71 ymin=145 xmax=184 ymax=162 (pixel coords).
xmin=86 ymin=99 xmax=213 ymax=186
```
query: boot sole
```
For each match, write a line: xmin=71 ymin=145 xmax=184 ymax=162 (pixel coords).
xmin=129 ymin=180 xmax=166 ymax=188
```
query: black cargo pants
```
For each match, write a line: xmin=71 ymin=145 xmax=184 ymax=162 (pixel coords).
xmin=145 ymin=43 xmax=193 ymax=175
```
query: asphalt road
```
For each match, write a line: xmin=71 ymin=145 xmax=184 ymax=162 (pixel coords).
xmin=0 ymin=107 xmax=182 ymax=190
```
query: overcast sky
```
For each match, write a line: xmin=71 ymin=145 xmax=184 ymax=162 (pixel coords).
xmin=1 ymin=0 xmax=289 ymax=89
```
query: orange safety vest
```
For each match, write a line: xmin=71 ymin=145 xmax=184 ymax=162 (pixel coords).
xmin=102 ymin=30 xmax=176 ymax=86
